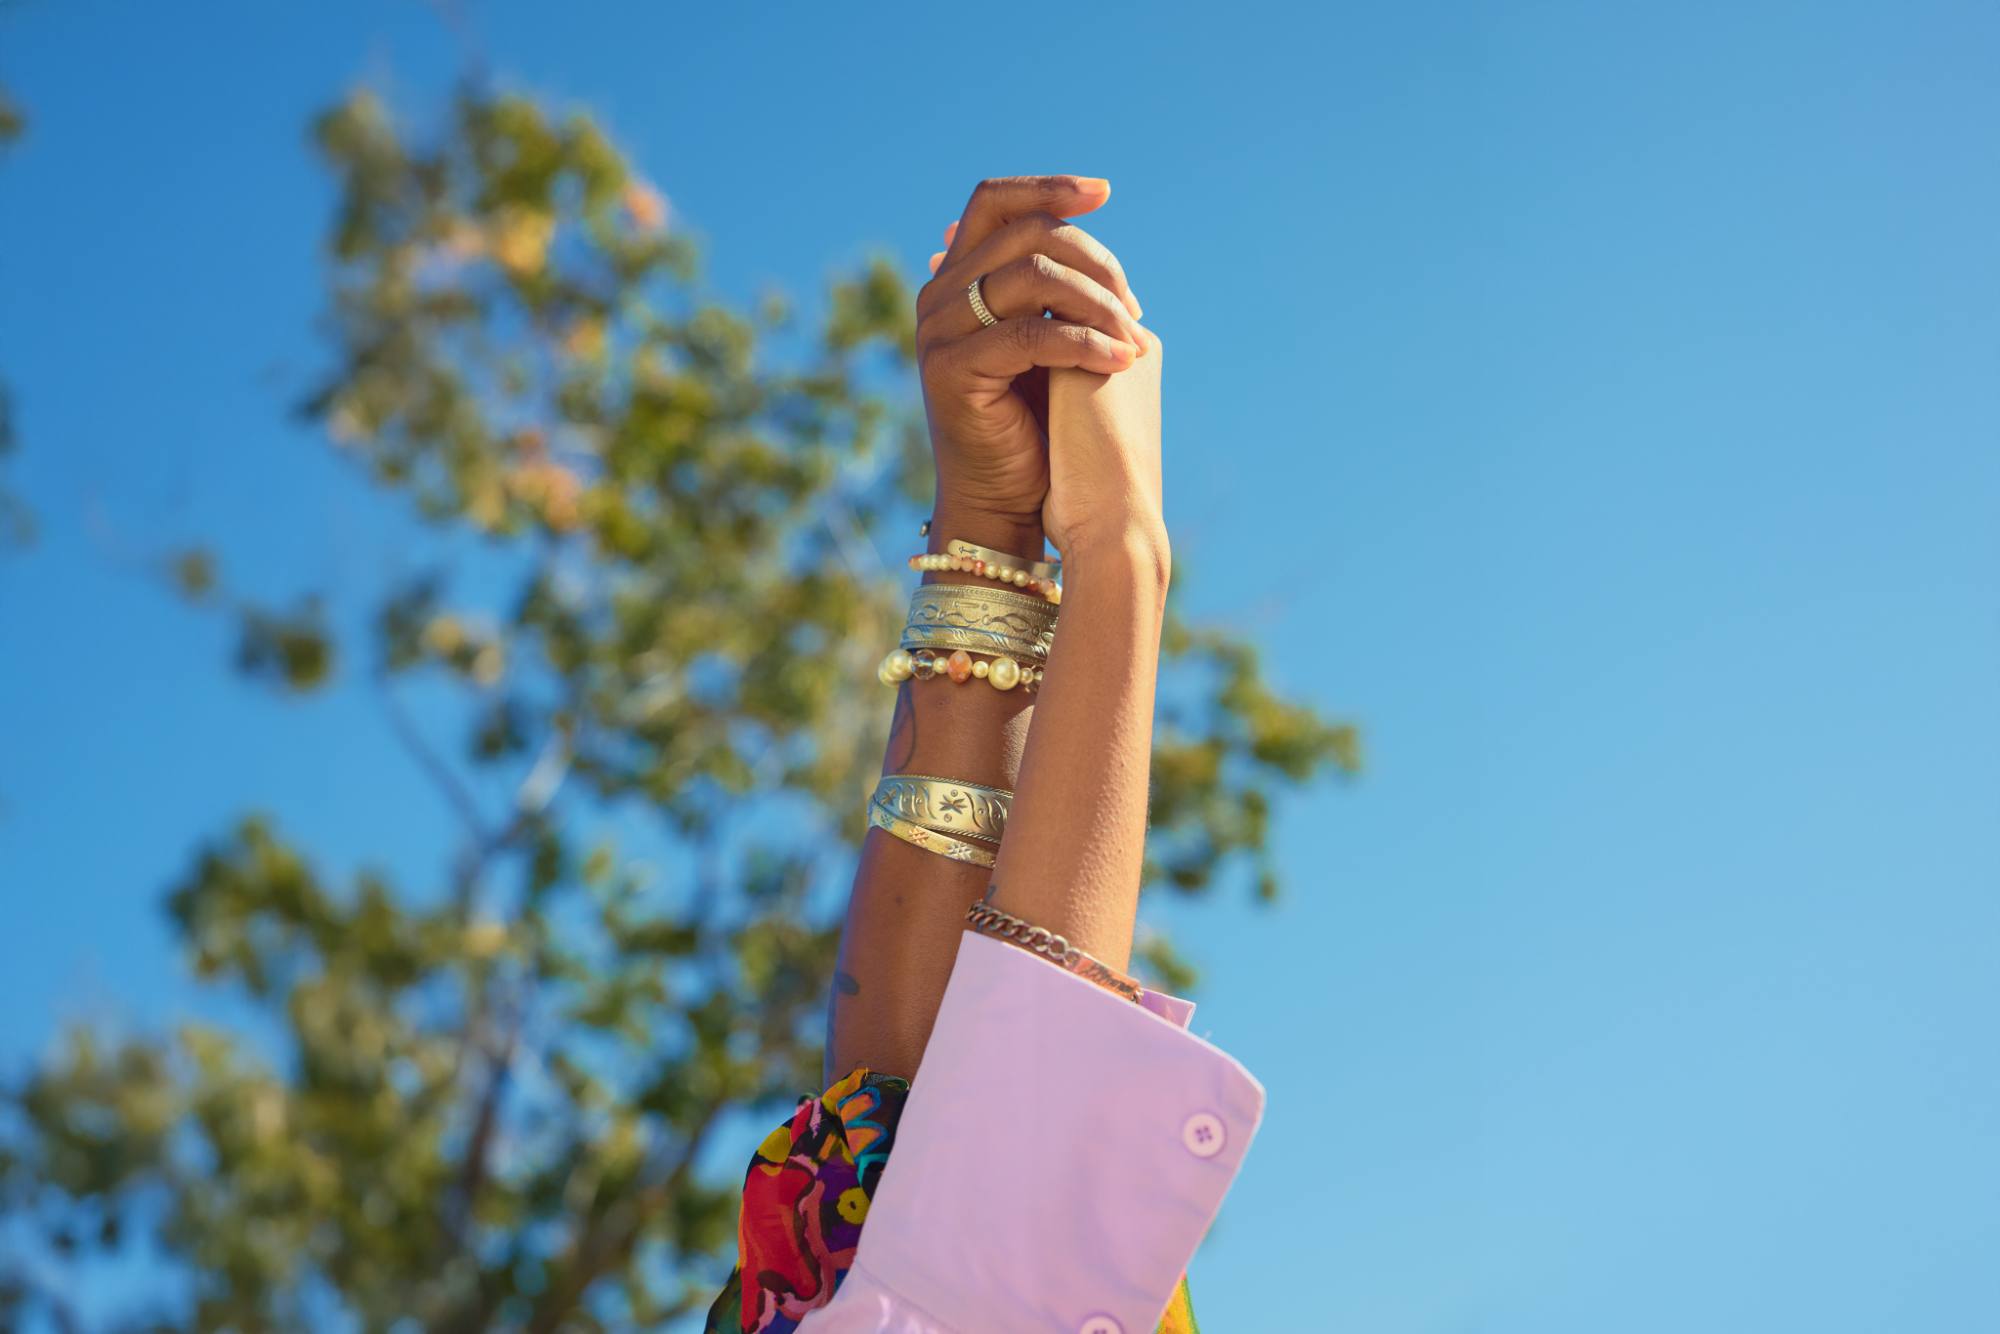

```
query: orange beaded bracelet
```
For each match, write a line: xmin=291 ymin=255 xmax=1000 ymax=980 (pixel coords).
xmin=907 ymin=550 xmax=1062 ymax=605
xmin=877 ymin=646 xmax=1044 ymax=692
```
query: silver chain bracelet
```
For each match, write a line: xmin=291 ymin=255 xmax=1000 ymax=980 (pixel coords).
xmin=964 ymin=901 xmax=1145 ymax=1004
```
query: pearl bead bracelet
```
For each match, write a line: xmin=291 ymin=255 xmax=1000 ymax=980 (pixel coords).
xmin=907 ymin=552 xmax=1062 ymax=605
xmin=877 ymin=646 xmax=1044 ymax=692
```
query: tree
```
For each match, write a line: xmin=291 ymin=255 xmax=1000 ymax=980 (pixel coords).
xmin=0 ymin=84 xmax=1359 ymax=1331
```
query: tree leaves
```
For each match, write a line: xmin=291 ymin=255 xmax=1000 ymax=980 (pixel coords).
xmin=0 ymin=384 xmax=31 ymax=549
xmin=1 ymin=83 xmax=1360 ymax=1330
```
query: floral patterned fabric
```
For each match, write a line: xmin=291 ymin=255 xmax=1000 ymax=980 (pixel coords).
xmin=705 ymin=1066 xmax=1199 ymax=1334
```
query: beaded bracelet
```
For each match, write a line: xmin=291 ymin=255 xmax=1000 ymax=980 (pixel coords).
xmin=964 ymin=899 xmax=1145 ymax=1004
xmin=909 ymin=550 xmax=1062 ymax=605
xmin=945 ymin=538 xmax=1059 ymax=580
xmin=878 ymin=647 xmax=1044 ymax=692
xmin=913 ymin=527 xmax=1060 ymax=579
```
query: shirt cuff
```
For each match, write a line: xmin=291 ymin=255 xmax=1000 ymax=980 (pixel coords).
xmin=835 ymin=931 xmax=1265 ymax=1334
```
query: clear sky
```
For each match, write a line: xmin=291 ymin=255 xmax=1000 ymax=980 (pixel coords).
xmin=4 ymin=2 xmax=1997 ymax=1329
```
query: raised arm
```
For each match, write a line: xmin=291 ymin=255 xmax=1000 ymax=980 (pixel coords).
xmin=982 ymin=353 xmax=1166 ymax=972
xmin=717 ymin=186 xmax=1240 ymax=1334
xmin=825 ymin=176 xmax=1150 ymax=1081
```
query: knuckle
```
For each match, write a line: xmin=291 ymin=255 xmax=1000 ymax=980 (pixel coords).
xmin=1003 ymin=318 xmax=1042 ymax=353
xmin=1000 ymin=212 xmax=1062 ymax=246
xmin=1025 ymin=251 xmax=1062 ymax=284
xmin=1050 ymin=222 xmax=1107 ymax=263
xmin=918 ymin=337 xmax=957 ymax=382
xmin=913 ymin=288 xmax=952 ymax=330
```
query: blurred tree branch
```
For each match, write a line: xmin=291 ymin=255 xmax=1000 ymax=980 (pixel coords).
xmin=0 ymin=85 xmax=32 ymax=549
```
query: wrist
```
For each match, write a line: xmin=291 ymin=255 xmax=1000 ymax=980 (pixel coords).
xmin=1056 ymin=518 xmax=1170 ymax=597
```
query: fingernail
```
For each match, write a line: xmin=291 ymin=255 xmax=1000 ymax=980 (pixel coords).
xmin=1130 ymin=295 xmax=1145 ymax=320
xmin=1076 ymin=177 xmax=1111 ymax=194
xmin=928 ymin=251 xmax=946 ymax=273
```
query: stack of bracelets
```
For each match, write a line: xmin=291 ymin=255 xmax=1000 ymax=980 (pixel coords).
xmin=868 ymin=526 xmax=1146 ymax=1005
xmin=876 ymin=579 xmax=1058 ymax=694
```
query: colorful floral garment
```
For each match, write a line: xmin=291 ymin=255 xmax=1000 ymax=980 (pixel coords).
xmin=705 ymin=1068 xmax=909 ymax=1334
xmin=704 ymin=1065 xmax=1200 ymax=1334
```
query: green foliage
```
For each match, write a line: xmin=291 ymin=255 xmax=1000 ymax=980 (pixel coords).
xmin=1151 ymin=620 xmax=1363 ymax=900
xmin=0 ymin=384 xmax=29 ymax=549
xmin=0 ymin=87 xmax=23 ymax=147
xmin=0 ymin=85 xmax=1358 ymax=1330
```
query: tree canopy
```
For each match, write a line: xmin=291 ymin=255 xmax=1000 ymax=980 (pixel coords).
xmin=0 ymin=84 xmax=1358 ymax=1331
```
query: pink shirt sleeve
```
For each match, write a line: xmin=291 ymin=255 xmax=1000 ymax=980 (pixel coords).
xmin=801 ymin=931 xmax=1265 ymax=1334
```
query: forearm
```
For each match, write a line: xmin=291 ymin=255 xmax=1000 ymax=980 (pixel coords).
xmin=985 ymin=525 xmax=1169 ymax=971
xmin=824 ymin=504 xmax=1045 ymax=1082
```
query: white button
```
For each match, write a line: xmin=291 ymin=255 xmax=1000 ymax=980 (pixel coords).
xmin=1079 ymin=1318 xmax=1123 ymax=1334
xmin=1181 ymin=1112 xmax=1226 ymax=1158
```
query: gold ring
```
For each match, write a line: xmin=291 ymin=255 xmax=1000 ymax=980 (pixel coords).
xmin=967 ymin=275 xmax=999 ymax=328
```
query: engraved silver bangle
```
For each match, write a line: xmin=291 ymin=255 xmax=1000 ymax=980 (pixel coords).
xmin=871 ymin=774 xmax=1012 ymax=845
xmin=868 ymin=799 xmax=997 ymax=868
xmin=902 ymin=584 xmax=1056 ymax=662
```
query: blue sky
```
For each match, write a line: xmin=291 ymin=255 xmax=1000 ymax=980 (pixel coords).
xmin=4 ymin=1 xmax=1997 ymax=1329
